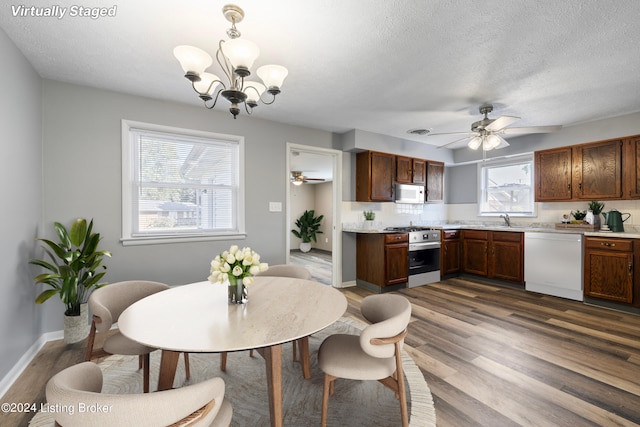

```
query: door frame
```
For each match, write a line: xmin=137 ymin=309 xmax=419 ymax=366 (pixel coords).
xmin=286 ymin=143 xmax=343 ymax=287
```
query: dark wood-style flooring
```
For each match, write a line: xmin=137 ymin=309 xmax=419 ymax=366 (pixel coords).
xmin=3 ymin=278 xmax=640 ymax=426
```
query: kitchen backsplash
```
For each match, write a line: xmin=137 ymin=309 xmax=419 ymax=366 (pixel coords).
xmin=342 ymin=200 xmax=640 ymax=232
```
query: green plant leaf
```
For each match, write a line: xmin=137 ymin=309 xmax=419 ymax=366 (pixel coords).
xmin=35 ymin=289 xmax=61 ymax=304
xmin=69 ymin=218 xmax=87 ymax=247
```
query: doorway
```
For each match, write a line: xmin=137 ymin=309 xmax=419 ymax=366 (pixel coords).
xmin=286 ymin=143 xmax=342 ymax=287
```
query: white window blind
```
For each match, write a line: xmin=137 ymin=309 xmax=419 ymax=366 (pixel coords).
xmin=122 ymin=121 xmax=244 ymax=244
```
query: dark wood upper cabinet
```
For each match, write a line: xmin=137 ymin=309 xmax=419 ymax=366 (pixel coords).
xmin=396 ymin=156 xmax=426 ymax=185
xmin=624 ymin=136 xmax=640 ymax=199
xmin=356 ymin=151 xmax=395 ymax=202
xmin=535 ymin=137 xmax=627 ymax=201
xmin=572 ymin=139 xmax=622 ymax=200
xmin=535 ymin=147 xmax=572 ymax=201
xmin=412 ymin=159 xmax=427 ymax=185
xmin=426 ymin=161 xmax=444 ymax=202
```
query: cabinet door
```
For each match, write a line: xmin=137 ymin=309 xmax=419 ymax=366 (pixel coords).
xmin=395 ymin=156 xmax=413 ymax=184
xmin=535 ymin=147 xmax=573 ymax=201
xmin=412 ymin=159 xmax=426 ymax=184
xmin=426 ymin=161 xmax=444 ymax=202
xmin=442 ymin=239 xmax=461 ymax=275
xmin=462 ymin=239 xmax=488 ymax=276
xmin=584 ymin=250 xmax=633 ymax=303
xmin=385 ymin=243 xmax=409 ymax=285
xmin=573 ymin=140 xmax=623 ymax=199
xmin=356 ymin=151 xmax=394 ymax=202
xmin=490 ymin=233 xmax=524 ymax=284
xmin=624 ymin=136 xmax=640 ymax=199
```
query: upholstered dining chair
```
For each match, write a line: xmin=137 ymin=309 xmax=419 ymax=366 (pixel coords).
xmin=220 ymin=264 xmax=312 ymax=371
xmin=317 ymin=294 xmax=412 ymax=427
xmin=85 ymin=280 xmax=190 ymax=393
xmin=46 ymin=361 xmax=232 ymax=427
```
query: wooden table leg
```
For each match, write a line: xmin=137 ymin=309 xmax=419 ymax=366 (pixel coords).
xmin=157 ymin=350 xmax=180 ymax=391
xmin=299 ymin=336 xmax=311 ymax=379
xmin=263 ymin=344 xmax=283 ymax=427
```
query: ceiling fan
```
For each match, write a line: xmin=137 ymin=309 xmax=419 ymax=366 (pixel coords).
xmin=431 ymin=104 xmax=562 ymax=151
xmin=290 ymin=171 xmax=325 ymax=185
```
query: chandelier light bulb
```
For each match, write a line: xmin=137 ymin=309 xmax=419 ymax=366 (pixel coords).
xmin=257 ymin=65 xmax=288 ymax=90
xmin=173 ymin=45 xmax=213 ymax=78
xmin=243 ymin=81 xmax=266 ymax=104
xmin=194 ymin=72 xmax=221 ymax=97
xmin=222 ymin=38 xmax=260 ymax=71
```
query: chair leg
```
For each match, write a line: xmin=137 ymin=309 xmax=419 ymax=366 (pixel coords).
xmin=321 ymin=374 xmax=335 ymax=427
xmin=184 ymin=353 xmax=191 ymax=380
xmin=292 ymin=340 xmax=298 ymax=362
xmin=395 ymin=343 xmax=408 ymax=427
xmin=220 ymin=352 xmax=227 ymax=371
xmin=142 ymin=353 xmax=150 ymax=393
xmin=85 ymin=320 xmax=97 ymax=361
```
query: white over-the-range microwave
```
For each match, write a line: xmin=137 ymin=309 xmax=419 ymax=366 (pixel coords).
xmin=394 ymin=183 xmax=425 ymax=204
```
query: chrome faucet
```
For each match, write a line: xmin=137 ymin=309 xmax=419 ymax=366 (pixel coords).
xmin=500 ymin=214 xmax=511 ymax=227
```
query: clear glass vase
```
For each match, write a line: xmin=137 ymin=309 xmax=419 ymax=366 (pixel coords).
xmin=228 ymin=276 xmax=248 ymax=304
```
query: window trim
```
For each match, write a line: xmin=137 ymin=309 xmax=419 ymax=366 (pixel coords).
xmin=121 ymin=120 xmax=245 ymax=246
xmin=476 ymin=154 xmax=536 ymax=218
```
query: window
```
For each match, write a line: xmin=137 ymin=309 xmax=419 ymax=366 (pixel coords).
xmin=477 ymin=155 xmax=535 ymax=217
xmin=121 ymin=120 xmax=244 ymax=245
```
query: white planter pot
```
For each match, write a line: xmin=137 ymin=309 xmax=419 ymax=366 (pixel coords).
xmin=64 ymin=303 xmax=89 ymax=344
xmin=299 ymin=242 xmax=312 ymax=253
xmin=363 ymin=220 xmax=375 ymax=230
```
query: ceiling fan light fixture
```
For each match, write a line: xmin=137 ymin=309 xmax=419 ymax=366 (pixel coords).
xmin=468 ymin=136 xmax=483 ymax=150
xmin=292 ymin=179 xmax=303 ymax=186
xmin=484 ymin=134 xmax=502 ymax=150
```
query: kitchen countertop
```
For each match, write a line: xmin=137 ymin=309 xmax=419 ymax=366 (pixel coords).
xmin=343 ymin=224 xmax=640 ymax=238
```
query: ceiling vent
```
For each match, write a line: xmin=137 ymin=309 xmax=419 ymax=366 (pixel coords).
xmin=407 ymin=128 xmax=431 ymax=135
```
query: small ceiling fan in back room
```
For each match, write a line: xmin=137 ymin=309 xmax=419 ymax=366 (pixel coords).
xmin=290 ymin=171 xmax=325 ymax=186
xmin=431 ymin=104 xmax=562 ymax=151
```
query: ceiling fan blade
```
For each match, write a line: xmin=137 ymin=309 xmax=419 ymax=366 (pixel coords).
xmin=500 ymin=125 xmax=563 ymax=134
xmin=485 ymin=115 xmax=520 ymax=132
xmin=438 ymin=135 xmax=475 ymax=149
xmin=305 ymin=178 xmax=325 ymax=181
xmin=427 ymin=131 xmax=476 ymax=137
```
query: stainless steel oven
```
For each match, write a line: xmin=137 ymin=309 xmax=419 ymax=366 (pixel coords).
xmin=386 ymin=227 xmax=441 ymax=287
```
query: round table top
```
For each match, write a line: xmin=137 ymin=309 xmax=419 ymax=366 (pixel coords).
xmin=118 ymin=278 xmax=348 ymax=353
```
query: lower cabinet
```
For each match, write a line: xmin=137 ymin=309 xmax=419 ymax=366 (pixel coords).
xmin=584 ymin=236 xmax=634 ymax=303
xmin=441 ymin=229 xmax=461 ymax=276
xmin=461 ymin=230 xmax=524 ymax=285
xmin=356 ymin=233 xmax=408 ymax=290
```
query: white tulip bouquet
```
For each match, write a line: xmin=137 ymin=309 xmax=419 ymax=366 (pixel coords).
xmin=208 ymin=245 xmax=269 ymax=286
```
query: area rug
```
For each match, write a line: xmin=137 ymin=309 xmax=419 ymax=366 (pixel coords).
xmin=30 ymin=317 xmax=436 ymax=426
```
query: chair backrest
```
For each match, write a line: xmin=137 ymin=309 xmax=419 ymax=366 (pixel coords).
xmin=89 ymin=281 xmax=170 ymax=332
xmin=257 ymin=264 xmax=312 ymax=280
xmin=359 ymin=294 xmax=411 ymax=359
xmin=46 ymin=361 xmax=227 ymax=427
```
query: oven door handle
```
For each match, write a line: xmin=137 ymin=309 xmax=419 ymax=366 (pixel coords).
xmin=409 ymin=242 xmax=441 ymax=251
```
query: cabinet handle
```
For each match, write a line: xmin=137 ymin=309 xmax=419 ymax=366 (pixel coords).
xmin=567 ymin=183 xmax=571 ymax=191
xmin=578 ymin=182 xmax=582 ymax=190
xmin=629 ymin=262 xmax=633 ymax=274
xmin=600 ymin=242 xmax=616 ymax=247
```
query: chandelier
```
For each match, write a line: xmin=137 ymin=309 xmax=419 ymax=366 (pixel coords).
xmin=173 ymin=4 xmax=288 ymax=119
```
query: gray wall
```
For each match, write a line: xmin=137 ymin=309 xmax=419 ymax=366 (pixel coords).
xmin=38 ymin=80 xmax=340 ymax=333
xmin=0 ymin=28 xmax=43 ymax=380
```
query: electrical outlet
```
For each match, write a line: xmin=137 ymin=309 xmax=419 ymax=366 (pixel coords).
xmin=325 ymin=238 xmax=329 ymax=243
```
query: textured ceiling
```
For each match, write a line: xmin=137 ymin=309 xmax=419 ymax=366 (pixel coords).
xmin=2 ymin=0 xmax=640 ymax=150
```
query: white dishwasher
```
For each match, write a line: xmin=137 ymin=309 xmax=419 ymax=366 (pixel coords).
xmin=524 ymin=232 xmax=583 ymax=301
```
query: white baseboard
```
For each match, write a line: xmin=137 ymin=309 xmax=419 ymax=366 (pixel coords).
xmin=335 ymin=280 xmax=356 ymax=288
xmin=0 ymin=329 xmax=63 ymax=400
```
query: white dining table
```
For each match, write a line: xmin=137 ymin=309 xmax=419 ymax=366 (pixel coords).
xmin=118 ymin=277 xmax=347 ymax=427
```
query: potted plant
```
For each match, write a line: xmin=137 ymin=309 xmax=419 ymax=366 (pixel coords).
xmin=363 ymin=210 xmax=375 ymax=230
xmin=291 ymin=209 xmax=324 ymax=253
xmin=29 ymin=218 xmax=112 ymax=343
xmin=588 ymin=200 xmax=605 ymax=228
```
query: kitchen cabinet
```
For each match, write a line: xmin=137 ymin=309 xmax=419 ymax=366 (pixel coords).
xmin=462 ymin=229 xmax=524 ymax=284
xmin=441 ymin=229 xmax=461 ymax=276
xmin=426 ymin=161 xmax=444 ymax=202
xmin=356 ymin=233 xmax=408 ymax=289
xmin=395 ymin=156 xmax=426 ymax=184
xmin=356 ymin=151 xmax=395 ymax=202
xmin=584 ymin=236 xmax=634 ymax=303
xmin=534 ymin=147 xmax=572 ymax=201
xmin=623 ymin=136 xmax=640 ymax=199
xmin=572 ymin=139 xmax=623 ymax=200
xmin=462 ymin=230 xmax=489 ymax=276
xmin=489 ymin=231 xmax=524 ymax=284
xmin=534 ymin=138 xmax=623 ymax=201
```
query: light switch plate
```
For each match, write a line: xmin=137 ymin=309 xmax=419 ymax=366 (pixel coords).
xmin=269 ymin=202 xmax=282 ymax=212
